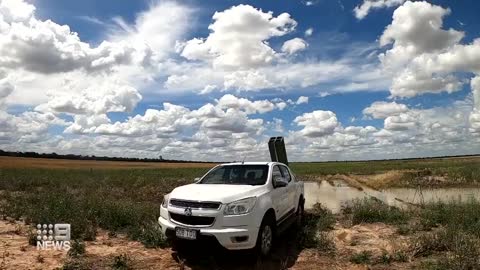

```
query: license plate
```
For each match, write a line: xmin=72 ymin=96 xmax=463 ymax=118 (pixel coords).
xmin=175 ymin=227 xmax=197 ymax=240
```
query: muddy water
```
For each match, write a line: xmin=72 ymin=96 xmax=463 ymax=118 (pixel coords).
xmin=304 ymin=181 xmax=480 ymax=213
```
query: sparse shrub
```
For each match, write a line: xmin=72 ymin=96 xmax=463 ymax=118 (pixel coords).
xmin=420 ymin=199 xmax=480 ymax=237
xmin=397 ymin=224 xmax=412 ymax=235
xmin=412 ymin=199 xmax=480 ymax=269
xmin=80 ymin=222 xmax=97 ymax=241
xmin=134 ymin=222 xmax=168 ymax=248
xmin=36 ymin=254 xmax=44 ymax=263
xmin=298 ymin=203 xmax=335 ymax=252
xmin=412 ymin=228 xmax=452 ymax=257
xmin=108 ymin=231 xmax=117 ymax=238
xmin=440 ymin=233 xmax=480 ymax=270
xmin=413 ymin=226 xmax=480 ymax=269
xmin=379 ymin=250 xmax=393 ymax=264
xmin=111 ymin=253 xmax=133 ymax=270
xmin=68 ymin=240 xmax=86 ymax=258
xmin=344 ymin=198 xmax=408 ymax=225
xmin=310 ymin=203 xmax=336 ymax=231
xmin=27 ymin=228 xmax=38 ymax=246
xmin=61 ymin=259 xmax=91 ymax=270
xmin=392 ymin=250 xmax=408 ymax=262
xmin=377 ymin=250 xmax=409 ymax=264
xmin=350 ymin=250 xmax=372 ymax=264
xmin=13 ymin=224 xmax=23 ymax=235
xmin=419 ymin=260 xmax=450 ymax=270
xmin=314 ymin=232 xmax=335 ymax=254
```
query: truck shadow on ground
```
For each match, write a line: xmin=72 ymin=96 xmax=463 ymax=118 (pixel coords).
xmin=170 ymin=227 xmax=303 ymax=270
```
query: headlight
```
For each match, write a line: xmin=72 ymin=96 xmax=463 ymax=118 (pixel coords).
xmin=161 ymin=194 xmax=170 ymax=208
xmin=224 ymin=197 xmax=257 ymax=216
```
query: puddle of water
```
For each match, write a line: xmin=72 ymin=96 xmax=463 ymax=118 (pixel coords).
xmin=304 ymin=181 xmax=369 ymax=213
xmin=304 ymin=181 xmax=480 ymax=213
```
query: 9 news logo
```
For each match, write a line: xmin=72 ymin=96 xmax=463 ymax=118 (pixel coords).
xmin=36 ymin=223 xmax=71 ymax=251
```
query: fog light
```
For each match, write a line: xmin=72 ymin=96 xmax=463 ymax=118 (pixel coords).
xmin=231 ymin=236 xmax=248 ymax=243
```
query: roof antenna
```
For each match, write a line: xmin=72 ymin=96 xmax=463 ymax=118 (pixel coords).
xmin=241 ymin=155 xmax=246 ymax=164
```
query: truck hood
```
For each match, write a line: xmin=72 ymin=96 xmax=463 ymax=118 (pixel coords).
xmin=169 ymin=184 xmax=266 ymax=204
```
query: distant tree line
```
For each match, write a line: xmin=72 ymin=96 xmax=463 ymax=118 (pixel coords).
xmin=297 ymin=154 xmax=480 ymax=163
xmin=0 ymin=150 xmax=213 ymax=163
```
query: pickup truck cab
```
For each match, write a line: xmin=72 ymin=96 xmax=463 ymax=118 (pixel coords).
xmin=158 ymin=162 xmax=305 ymax=256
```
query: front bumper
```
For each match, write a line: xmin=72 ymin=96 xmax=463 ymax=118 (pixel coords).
xmin=158 ymin=216 xmax=258 ymax=250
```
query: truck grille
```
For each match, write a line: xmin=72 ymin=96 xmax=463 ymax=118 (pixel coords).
xmin=169 ymin=212 xmax=215 ymax=226
xmin=169 ymin=199 xmax=221 ymax=210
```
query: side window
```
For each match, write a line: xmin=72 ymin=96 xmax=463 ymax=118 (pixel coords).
xmin=279 ymin=166 xmax=291 ymax=182
xmin=272 ymin=166 xmax=282 ymax=182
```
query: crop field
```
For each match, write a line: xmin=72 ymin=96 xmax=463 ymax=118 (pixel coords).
xmin=0 ymin=156 xmax=480 ymax=269
xmin=0 ymin=156 xmax=216 ymax=169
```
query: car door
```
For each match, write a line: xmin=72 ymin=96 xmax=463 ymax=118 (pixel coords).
xmin=279 ymin=165 xmax=296 ymax=214
xmin=270 ymin=165 xmax=289 ymax=220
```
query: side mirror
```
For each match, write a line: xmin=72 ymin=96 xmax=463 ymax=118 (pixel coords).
xmin=193 ymin=177 xmax=200 ymax=183
xmin=274 ymin=176 xmax=288 ymax=188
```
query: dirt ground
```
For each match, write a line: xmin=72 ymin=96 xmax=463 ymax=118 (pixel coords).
xmin=0 ymin=218 xmax=416 ymax=270
xmin=0 ymin=156 xmax=216 ymax=169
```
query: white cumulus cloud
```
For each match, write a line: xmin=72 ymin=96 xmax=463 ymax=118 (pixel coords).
xmin=181 ymin=4 xmax=297 ymax=69
xmin=363 ymin=101 xmax=409 ymax=119
xmin=354 ymin=0 xmax=406 ymax=20
xmin=281 ymin=38 xmax=308 ymax=55
xmin=294 ymin=110 xmax=339 ymax=137
xmin=305 ymin=27 xmax=313 ymax=37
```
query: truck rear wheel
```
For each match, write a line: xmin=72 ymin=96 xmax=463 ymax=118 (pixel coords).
xmin=256 ymin=215 xmax=275 ymax=256
xmin=295 ymin=199 xmax=304 ymax=227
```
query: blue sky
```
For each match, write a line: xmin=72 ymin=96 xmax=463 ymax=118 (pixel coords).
xmin=1 ymin=0 xmax=480 ymax=161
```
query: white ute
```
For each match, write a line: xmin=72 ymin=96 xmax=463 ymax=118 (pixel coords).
xmin=159 ymin=137 xmax=304 ymax=256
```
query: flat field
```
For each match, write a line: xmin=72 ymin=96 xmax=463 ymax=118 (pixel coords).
xmin=1 ymin=156 xmax=479 ymax=269
xmin=0 ymin=156 xmax=216 ymax=169
xmin=292 ymin=156 xmax=480 ymax=188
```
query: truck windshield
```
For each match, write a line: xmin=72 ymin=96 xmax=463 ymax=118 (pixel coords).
xmin=199 ymin=165 xmax=269 ymax=185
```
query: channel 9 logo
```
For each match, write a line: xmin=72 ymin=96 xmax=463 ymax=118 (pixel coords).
xmin=36 ymin=223 xmax=71 ymax=251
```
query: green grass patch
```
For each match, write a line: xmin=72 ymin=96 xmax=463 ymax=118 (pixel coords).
xmin=412 ymin=199 xmax=480 ymax=269
xmin=342 ymin=198 xmax=408 ymax=225
xmin=111 ymin=253 xmax=133 ymax=270
xmin=350 ymin=250 xmax=372 ymax=264
xmin=299 ymin=203 xmax=336 ymax=253
xmin=420 ymin=198 xmax=480 ymax=237
xmin=68 ymin=240 xmax=86 ymax=258
xmin=413 ymin=228 xmax=480 ymax=269
xmin=61 ymin=258 xmax=91 ymax=270
xmin=0 ymin=168 xmax=199 ymax=244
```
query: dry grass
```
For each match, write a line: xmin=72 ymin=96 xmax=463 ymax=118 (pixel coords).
xmin=0 ymin=156 xmax=216 ymax=169
xmin=354 ymin=171 xmax=406 ymax=190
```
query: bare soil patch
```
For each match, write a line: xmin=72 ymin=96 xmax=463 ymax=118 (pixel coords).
xmin=0 ymin=219 xmax=418 ymax=270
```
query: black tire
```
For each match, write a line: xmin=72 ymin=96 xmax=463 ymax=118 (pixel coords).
xmin=169 ymin=237 xmax=182 ymax=252
xmin=255 ymin=214 xmax=275 ymax=257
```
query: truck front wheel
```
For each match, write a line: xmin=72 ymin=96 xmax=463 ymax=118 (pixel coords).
xmin=256 ymin=214 xmax=275 ymax=256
